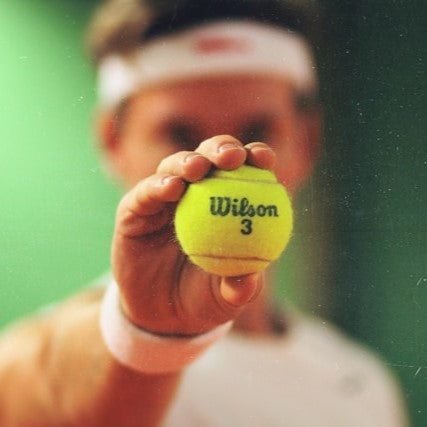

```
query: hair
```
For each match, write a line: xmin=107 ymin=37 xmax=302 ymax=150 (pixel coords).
xmin=87 ymin=0 xmax=323 ymax=65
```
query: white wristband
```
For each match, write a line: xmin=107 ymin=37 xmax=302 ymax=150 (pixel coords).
xmin=99 ymin=282 xmax=233 ymax=374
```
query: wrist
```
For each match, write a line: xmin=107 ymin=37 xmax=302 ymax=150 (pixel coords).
xmin=99 ymin=281 xmax=233 ymax=374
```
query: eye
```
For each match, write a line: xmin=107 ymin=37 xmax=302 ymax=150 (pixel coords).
xmin=166 ymin=121 xmax=199 ymax=150
xmin=240 ymin=118 xmax=272 ymax=144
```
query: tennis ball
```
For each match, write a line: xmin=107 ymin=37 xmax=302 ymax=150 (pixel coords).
xmin=174 ymin=165 xmax=293 ymax=276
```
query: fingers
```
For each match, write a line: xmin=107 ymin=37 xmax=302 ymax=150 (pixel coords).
xmin=116 ymin=174 xmax=186 ymax=236
xmin=157 ymin=135 xmax=275 ymax=184
xmin=116 ymin=135 xmax=276 ymax=238
xmin=126 ymin=174 xmax=185 ymax=216
xmin=195 ymin=135 xmax=247 ymax=170
xmin=157 ymin=135 xmax=275 ymax=182
xmin=194 ymin=135 xmax=276 ymax=172
xmin=157 ymin=151 xmax=212 ymax=182
xmin=245 ymin=142 xmax=276 ymax=170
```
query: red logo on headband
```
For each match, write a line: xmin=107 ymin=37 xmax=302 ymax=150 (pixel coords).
xmin=194 ymin=36 xmax=251 ymax=55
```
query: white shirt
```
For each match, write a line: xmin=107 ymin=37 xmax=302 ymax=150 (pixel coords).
xmin=164 ymin=314 xmax=408 ymax=427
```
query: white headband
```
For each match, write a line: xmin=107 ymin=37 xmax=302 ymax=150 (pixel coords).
xmin=98 ymin=21 xmax=318 ymax=109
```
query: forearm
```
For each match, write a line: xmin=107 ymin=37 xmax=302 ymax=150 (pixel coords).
xmin=0 ymin=289 xmax=180 ymax=427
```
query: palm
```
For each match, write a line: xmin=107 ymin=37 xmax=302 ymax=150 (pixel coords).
xmin=113 ymin=222 xmax=223 ymax=335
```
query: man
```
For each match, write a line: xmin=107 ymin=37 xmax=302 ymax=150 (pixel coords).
xmin=0 ymin=1 xmax=408 ymax=425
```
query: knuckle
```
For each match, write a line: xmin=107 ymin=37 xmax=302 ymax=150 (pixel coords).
xmin=181 ymin=151 xmax=199 ymax=164
xmin=215 ymin=135 xmax=243 ymax=148
xmin=246 ymin=141 xmax=272 ymax=150
xmin=217 ymin=134 xmax=241 ymax=143
xmin=199 ymin=134 xmax=242 ymax=150
xmin=157 ymin=156 xmax=172 ymax=170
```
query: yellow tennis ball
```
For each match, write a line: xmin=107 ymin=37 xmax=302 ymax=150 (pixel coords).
xmin=175 ymin=165 xmax=293 ymax=276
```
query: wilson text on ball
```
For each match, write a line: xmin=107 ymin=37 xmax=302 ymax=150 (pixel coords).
xmin=209 ymin=197 xmax=279 ymax=218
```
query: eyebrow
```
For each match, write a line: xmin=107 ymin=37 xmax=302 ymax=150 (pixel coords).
xmin=160 ymin=115 xmax=202 ymax=131
xmin=239 ymin=112 xmax=277 ymax=128
xmin=160 ymin=115 xmax=203 ymax=143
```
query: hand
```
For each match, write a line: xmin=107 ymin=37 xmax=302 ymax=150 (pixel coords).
xmin=111 ymin=135 xmax=276 ymax=336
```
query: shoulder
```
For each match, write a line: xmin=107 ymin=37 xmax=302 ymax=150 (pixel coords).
xmin=290 ymin=312 xmax=393 ymax=378
xmin=0 ymin=276 xmax=108 ymax=347
xmin=171 ymin=312 xmax=409 ymax=426
xmin=287 ymin=311 xmax=409 ymax=426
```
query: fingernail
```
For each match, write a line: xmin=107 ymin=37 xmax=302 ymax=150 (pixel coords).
xmin=250 ymin=145 xmax=270 ymax=152
xmin=183 ymin=152 xmax=200 ymax=163
xmin=160 ymin=175 xmax=175 ymax=185
xmin=217 ymin=143 xmax=241 ymax=153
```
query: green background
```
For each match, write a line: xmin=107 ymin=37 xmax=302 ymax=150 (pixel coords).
xmin=0 ymin=1 xmax=425 ymax=425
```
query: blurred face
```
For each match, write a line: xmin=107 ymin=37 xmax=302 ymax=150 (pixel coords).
xmin=101 ymin=74 xmax=321 ymax=193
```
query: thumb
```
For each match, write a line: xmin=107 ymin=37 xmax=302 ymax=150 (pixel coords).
xmin=220 ymin=272 xmax=265 ymax=307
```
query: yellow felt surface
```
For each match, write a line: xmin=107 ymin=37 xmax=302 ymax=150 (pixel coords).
xmin=175 ymin=165 xmax=293 ymax=276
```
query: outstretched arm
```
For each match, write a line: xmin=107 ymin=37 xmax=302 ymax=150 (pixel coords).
xmin=0 ymin=288 xmax=180 ymax=427
xmin=0 ymin=136 xmax=274 ymax=426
